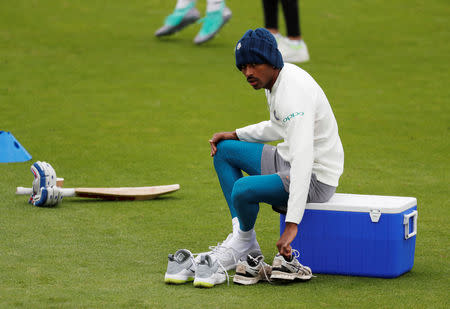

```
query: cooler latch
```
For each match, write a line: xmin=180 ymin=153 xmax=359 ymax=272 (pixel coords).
xmin=369 ymin=209 xmax=381 ymax=223
xmin=403 ymin=210 xmax=418 ymax=239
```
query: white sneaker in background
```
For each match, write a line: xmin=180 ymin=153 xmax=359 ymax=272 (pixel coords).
xmin=272 ymin=32 xmax=283 ymax=43
xmin=278 ymin=38 xmax=310 ymax=63
xmin=155 ymin=2 xmax=200 ymax=37
xmin=193 ymin=3 xmax=232 ymax=44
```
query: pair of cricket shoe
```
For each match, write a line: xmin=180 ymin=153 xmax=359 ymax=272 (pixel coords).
xmin=272 ymin=33 xmax=310 ymax=64
xmin=155 ymin=2 xmax=232 ymax=45
xmin=155 ymin=2 xmax=309 ymax=62
xmin=234 ymin=249 xmax=313 ymax=285
xmin=164 ymin=234 xmax=313 ymax=288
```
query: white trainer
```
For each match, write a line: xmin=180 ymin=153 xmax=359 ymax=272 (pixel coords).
xmin=193 ymin=254 xmax=229 ymax=288
xmin=196 ymin=233 xmax=261 ymax=271
xmin=278 ymin=38 xmax=310 ymax=63
xmin=233 ymin=250 xmax=272 ymax=285
xmin=194 ymin=233 xmax=233 ymax=262
xmin=270 ymin=249 xmax=313 ymax=281
xmin=164 ymin=249 xmax=196 ymax=284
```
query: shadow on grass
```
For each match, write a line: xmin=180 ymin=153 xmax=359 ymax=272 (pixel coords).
xmin=66 ymin=195 xmax=181 ymax=204
xmin=153 ymin=36 xmax=230 ymax=49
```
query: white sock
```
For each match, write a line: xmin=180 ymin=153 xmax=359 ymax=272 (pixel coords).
xmin=206 ymin=0 xmax=224 ymax=12
xmin=287 ymin=39 xmax=301 ymax=45
xmin=232 ymin=217 xmax=240 ymax=236
xmin=228 ymin=228 xmax=256 ymax=252
xmin=175 ymin=0 xmax=195 ymax=9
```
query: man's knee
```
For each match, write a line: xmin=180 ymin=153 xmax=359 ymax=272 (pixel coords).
xmin=216 ymin=139 xmax=238 ymax=153
xmin=231 ymin=177 xmax=257 ymax=205
xmin=214 ymin=140 xmax=239 ymax=163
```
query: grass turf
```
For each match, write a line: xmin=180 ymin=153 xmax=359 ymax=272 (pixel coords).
xmin=0 ymin=0 xmax=449 ymax=307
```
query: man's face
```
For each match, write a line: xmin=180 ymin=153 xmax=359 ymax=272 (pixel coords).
xmin=240 ymin=63 xmax=277 ymax=90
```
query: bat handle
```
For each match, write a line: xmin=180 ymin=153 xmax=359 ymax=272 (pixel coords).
xmin=16 ymin=187 xmax=76 ymax=197
xmin=16 ymin=187 xmax=33 ymax=195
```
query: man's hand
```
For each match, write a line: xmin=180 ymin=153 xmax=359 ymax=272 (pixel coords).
xmin=276 ymin=222 xmax=298 ymax=259
xmin=209 ymin=131 xmax=238 ymax=156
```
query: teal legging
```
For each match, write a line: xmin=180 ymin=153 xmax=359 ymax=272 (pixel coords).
xmin=213 ymin=140 xmax=289 ymax=231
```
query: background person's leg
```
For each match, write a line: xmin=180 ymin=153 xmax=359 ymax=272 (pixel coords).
xmin=262 ymin=0 xmax=279 ymax=33
xmin=213 ymin=140 xmax=264 ymax=218
xmin=280 ymin=0 xmax=301 ymax=38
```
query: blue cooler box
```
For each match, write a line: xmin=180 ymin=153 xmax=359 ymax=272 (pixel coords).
xmin=280 ymin=194 xmax=418 ymax=278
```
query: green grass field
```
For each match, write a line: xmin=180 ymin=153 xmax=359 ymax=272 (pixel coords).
xmin=1 ymin=0 xmax=449 ymax=307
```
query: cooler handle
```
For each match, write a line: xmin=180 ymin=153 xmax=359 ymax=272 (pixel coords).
xmin=403 ymin=210 xmax=418 ymax=240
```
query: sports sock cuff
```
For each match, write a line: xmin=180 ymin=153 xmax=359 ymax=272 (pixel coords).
xmin=206 ymin=0 xmax=224 ymax=12
xmin=175 ymin=0 xmax=195 ymax=9
xmin=237 ymin=228 xmax=255 ymax=240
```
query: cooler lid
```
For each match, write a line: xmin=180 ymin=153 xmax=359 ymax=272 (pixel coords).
xmin=306 ymin=193 xmax=417 ymax=213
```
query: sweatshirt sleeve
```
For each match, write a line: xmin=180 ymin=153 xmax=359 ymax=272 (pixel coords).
xmin=281 ymin=95 xmax=316 ymax=224
xmin=236 ymin=120 xmax=284 ymax=143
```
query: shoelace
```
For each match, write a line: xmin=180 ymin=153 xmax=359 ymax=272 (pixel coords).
xmin=191 ymin=250 xmax=231 ymax=285
xmin=216 ymin=259 xmax=230 ymax=286
xmin=289 ymin=249 xmax=314 ymax=277
xmin=192 ymin=238 xmax=237 ymax=265
xmin=188 ymin=253 xmax=197 ymax=273
xmin=247 ymin=254 xmax=272 ymax=284
xmin=208 ymin=243 xmax=238 ymax=265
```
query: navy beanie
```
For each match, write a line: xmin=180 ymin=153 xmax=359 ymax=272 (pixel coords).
xmin=235 ymin=28 xmax=284 ymax=70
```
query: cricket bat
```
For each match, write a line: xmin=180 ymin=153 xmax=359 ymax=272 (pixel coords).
xmin=16 ymin=184 xmax=180 ymax=201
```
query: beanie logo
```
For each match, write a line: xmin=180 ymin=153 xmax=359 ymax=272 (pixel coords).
xmin=236 ymin=42 xmax=242 ymax=50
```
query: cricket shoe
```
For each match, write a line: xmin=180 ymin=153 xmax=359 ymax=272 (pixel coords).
xmin=193 ymin=4 xmax=232 ymax=44
xmin=155 ymin=2 xmax=200 ymax=37
xmin=277 ymin=38 xmax=310 ymax=63
xmin=233 ymin=250 xmax=272 ymax=285
xmin=193 ymin=254 xmax=229 ymax=288
xmin=164 ymin=249 xmax=196 ymax=284
xmin=196 ymin=233 xmax=261 ymax=271
xmin=270 ymin=249 xmax=313 ymax=282
xmin=193 ymin=233 xmax=233 ymax=266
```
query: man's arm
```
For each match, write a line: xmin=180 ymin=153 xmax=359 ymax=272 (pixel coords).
xmin=236 ymin=120 xmax=283 ymax=143
xmin=210 ymin=119 xmax=284 ymax=156
xmin=209 ymin=131 xmax=238 ymax=156
xmin=276 ymin=91 xmax=315 ymax=258
xmin=277 ymin=222 xmax=298 ymax=258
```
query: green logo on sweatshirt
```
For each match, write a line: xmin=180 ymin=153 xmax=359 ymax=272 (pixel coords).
xmin=283 ymin=112 xmax=304 ymax=123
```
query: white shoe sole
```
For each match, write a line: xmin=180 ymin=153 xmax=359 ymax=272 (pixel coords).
xmin=164 ymin=273 xmax=194 ymax=284
xmin=271 ymin=270 xmax=312 ymax=281
xmin=193 ymin=277 xmax=225 ymax=288
xmin=155 ymin=8 xmax=200 ymax=37
xmin=233 ymin=274 xmax=261 ymax=285
xmin=193 ymin=7 xmax=232 ymax=44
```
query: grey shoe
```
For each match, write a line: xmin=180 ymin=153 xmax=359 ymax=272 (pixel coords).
xmin=193 ymin=5 xmax=232 ymax=44
xmin=164 ymin=249 xmax=196 ymax=284
xmin=233 ymin=250 xmax=272 ymax=285
xmin=270 ymin=249 xmax=313 ymax=281
xmin=155 ymin=3 xmax=200 ymax=37
xmin=193 ymin=254 xmax=229 ymax=288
